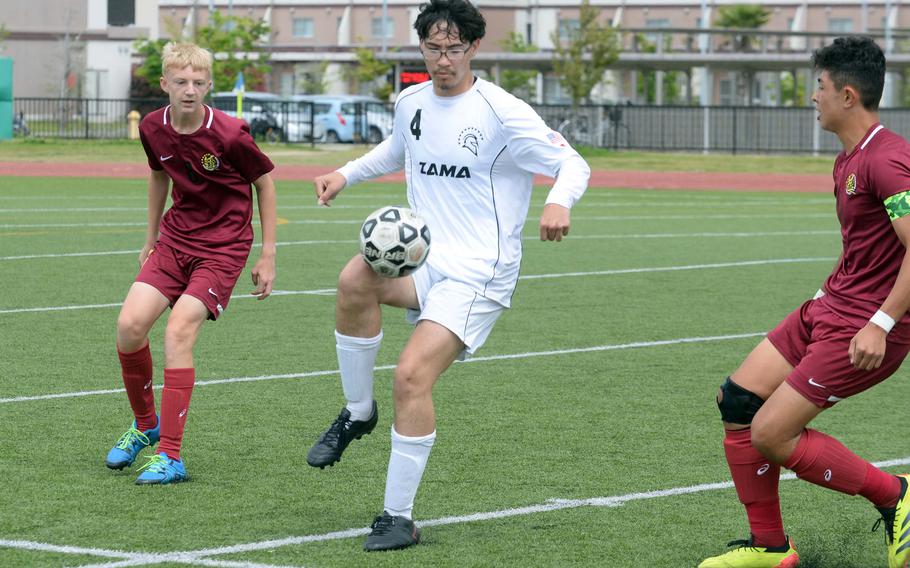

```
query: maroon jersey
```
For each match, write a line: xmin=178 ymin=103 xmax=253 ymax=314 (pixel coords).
xmin=820 ymin=123 xmax=910 ymax=342
xmin=138 ymin=105 xmax=274 ymax=267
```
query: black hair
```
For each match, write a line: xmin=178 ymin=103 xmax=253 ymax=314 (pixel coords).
xmin=413 ymin=0 xmax=486 ymax=44
xmin=811 ymin=35 xmax=885 ymax=110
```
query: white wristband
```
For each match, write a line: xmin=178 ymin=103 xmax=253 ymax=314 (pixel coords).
xmin=870 ymin=309 xmax=896 ymax=333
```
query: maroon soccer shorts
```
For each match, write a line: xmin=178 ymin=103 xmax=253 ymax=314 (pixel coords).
xmin=767 ymin=298 xmax=910 ymax=408
xmin=135 ymin=242 xmax=245 ymax=321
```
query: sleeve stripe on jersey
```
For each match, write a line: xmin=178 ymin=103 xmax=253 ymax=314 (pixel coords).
xmin=476 ymin=89 xmax=504 ymax=124
xmin=884 ymin=189 xmax=910 ymax=220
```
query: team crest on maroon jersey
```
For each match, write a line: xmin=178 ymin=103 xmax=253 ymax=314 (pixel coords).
xmin=846 ymin=173 xmax=857 ymax=195
xmin=201 ymin=153 xmax=221 ymax=172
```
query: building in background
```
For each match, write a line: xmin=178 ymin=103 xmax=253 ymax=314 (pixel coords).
xmin=3 ymin=0 xmax=910 ymax=106
xmin=1 ymin=0 xmax=158 ymax=99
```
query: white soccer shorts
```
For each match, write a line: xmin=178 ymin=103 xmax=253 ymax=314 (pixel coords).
xmin=406 ymin=264 xmax=505 ymax=359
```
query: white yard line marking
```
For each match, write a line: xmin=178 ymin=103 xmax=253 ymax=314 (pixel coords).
xmin=0 ymin=231 xmax=838 ymax=261
xmin=519 ymin=257 xmax=835 ymax=280
xmin=0 ymin=257 xmax=835 ymax=315
xmin=0 ymin=332 xmax=765 ymax=404
xmin=0 ymin=289 xmax=337 ymax=315
xmin=0 ymin=212 xmax=835 ymax=230
xmin=7 ymin=455 xmax=908 ymax=568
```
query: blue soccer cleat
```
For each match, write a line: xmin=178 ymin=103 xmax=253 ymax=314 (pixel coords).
xmin=105 ymin=417 xmax=160 ymax=470
xmin=135 ymin=453 xmax=188 ymax=485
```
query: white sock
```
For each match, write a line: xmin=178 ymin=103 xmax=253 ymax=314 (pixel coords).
xmin=336 ymin=330 xmax=382 ymax=421
xmin=383 ymin=426 xmax=436 ymax=520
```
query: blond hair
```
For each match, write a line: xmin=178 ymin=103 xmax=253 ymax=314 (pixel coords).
xmin=161 ymin=42 xmax=213 ymax=76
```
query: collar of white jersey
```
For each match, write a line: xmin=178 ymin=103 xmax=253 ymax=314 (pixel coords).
xmin=860 ymin=123 xmax=884 ymax=150
xmin=162 ymin=104 xmax=215 ymax=129
xmin=430 ymin=76 xmax=481 ymax=105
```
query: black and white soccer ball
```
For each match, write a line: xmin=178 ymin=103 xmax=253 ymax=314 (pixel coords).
xmin=359 ymin=206 xmax=431 ymax=278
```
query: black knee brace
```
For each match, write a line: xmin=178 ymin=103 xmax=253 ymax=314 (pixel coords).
xmin=717 ymin=377 xmax=765 ymax=425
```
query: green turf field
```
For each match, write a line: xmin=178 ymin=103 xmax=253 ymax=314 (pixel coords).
xmin=0 ymin=173 xmax=905 ymax=567
xmin=0 ymin=138 xmax=837 ymax=174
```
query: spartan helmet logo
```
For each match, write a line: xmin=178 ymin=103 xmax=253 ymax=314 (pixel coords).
xmin=457 ymin=127 xmax=484 ymax=156
xmin=461 ymin=133 xmax=479 ymax=156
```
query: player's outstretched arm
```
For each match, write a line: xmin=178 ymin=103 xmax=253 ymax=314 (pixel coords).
xmin=251 ymin=173 xmax=277 ymax=300
xmin=314 ymin=171 xmax=348 ymax=207
xmin=849 ymin=215 xmax=910 ymax=369
xmin=539 ymin=203 xmax=571 ymax=242
xmin=141 ymin=169 xmax=170 ymax=266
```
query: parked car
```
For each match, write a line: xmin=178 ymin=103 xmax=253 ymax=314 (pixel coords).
xmin=293 ymin=95 xmax=393 ymax=144
xmin=210 ymin=91 xmax=323 ymax=143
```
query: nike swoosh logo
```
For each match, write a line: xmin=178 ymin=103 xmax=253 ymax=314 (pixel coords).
xmin=178 ymin=409 xmax=187 ymax=418
xmin=160 ymin=155 xmax=174 ymax=161
xmin=808 ymin=378 xmax=826 ymax=388
xmin=208 ymin=288 xmax=218 ymax=298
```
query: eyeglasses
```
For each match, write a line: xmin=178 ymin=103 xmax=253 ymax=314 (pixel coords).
xmin=420 ymin=45 xmax=469 ymax=62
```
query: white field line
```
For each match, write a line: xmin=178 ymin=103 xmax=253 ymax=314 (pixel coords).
xmin=0 ymin=231 xmax=838 ymax=261
xmin=0 ymin=194 xmax=405 ymax=202
xmin=0 ymin=212 xmax=836 ymax=231
xmin=6 ymin=455 xmax=909 ymax=568
xmin=0 ymin=332 xmax=766 ymax=404
xmin=518 ymin=257 xmax=835 ymax=280
xmin=0 ymin=289 xmax=337 ymax=315
xmin=0 ymin=257 xmax=835 ymax=315
xmin=0 ymin=201 xmax=830 ymax=214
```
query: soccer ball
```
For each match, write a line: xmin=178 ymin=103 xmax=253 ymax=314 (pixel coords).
xmin=359 ymin=206 xmax=431 ymax=278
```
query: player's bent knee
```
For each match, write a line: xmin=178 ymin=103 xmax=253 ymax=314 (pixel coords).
xmin=392 ymin=365 xmax=433 ymax=400
xmin=717 ymin=377 xmax=765 ymax=425
xmin=117 ymin=312 xmax=151 ymax=344
xmin=337 ymin=256 xmax=379 ymax=297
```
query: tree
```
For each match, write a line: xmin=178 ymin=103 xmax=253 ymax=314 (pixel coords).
xmin=298 ymin=61 xmax=329 ymax=95
xmin=346 ymin=47 xmax=393 ymax=100
xmin=714 ymin=4 xmax=770 ymax=51
xmin=133 ymin=11 xmax=271 ymax=94
xmin=550 ymin=0 xmax=619 ymax=108
xmin=132 ymin=38 xmax=169 ymax=96
xmin=498 ymin=32 xmax=538 ymax=102
xmin=634 ymin=33 xmax=683 ymax=104
xmin=714 ymin=4 xmax=770 ymax=105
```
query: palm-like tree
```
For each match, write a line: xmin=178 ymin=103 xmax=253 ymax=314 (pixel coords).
xmin=714 ymin=4 xmax=771 ymax=52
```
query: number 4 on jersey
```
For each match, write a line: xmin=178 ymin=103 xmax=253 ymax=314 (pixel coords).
xmin=410 ymin=109 xmax=422 ymax=140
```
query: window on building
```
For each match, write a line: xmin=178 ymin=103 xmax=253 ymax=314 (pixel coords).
xmin=828 ymin=18 xmax=853 ymax=32
xmin=108 ymin=0 xmax=135 ymax=26
xmin=719 ymin=78 xmax=733 ymax=105
xmin=372 ymin=17 xmax=394 ymax=39
xmin=558 ymin=19 xmax=580 ymax=41
xmin=292 ymin=17 xmax=315 ymax=38
xmin=645 ymin=18 xmax=671 ymax=44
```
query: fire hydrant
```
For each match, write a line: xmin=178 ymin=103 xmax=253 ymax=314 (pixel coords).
xmin=127 ymin=110 xmax=141 ymax=140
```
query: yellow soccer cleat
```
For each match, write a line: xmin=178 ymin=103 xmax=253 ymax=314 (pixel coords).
xmin=698 ymin=536 xmax=799 ymax=568
xmin=877 ymin=474 xmax=910 ymax=568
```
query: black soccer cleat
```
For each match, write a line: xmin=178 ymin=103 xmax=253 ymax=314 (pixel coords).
xmin=363 ymin=512 xmax=420 ymax=551
xmin=306 ymin=401 xmax=378 ymax=469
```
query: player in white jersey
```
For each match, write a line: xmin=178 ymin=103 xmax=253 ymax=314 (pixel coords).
xmin=306 ymin=0 xmax=591 ymax=551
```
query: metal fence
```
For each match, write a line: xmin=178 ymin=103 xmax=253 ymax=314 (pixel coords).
xmin=12 ymin=97 xmax=391 ymax=147
xmin=13 ymin=98 xmax=167 ymax=139
xmin=533 ymin=104 xmax=845 ymax=154
xmin=14 ymin=96 xmax=910 ymax=155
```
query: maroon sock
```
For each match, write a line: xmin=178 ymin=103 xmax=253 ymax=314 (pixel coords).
xmin=158 ymin=368 xmax=195 ymax=461
xmin=117 ymin=343 xmax=157 ymax=431
xmin=724 ymin=428 xmax=786 ymax=548
xmin=784 ymin=429 xmax=901 ymax=508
